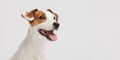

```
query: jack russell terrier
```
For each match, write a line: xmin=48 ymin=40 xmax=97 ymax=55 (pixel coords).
xmin=10 ymin=9 xmax=59 ymax=60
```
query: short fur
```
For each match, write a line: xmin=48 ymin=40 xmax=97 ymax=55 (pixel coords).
xmin=10 ymin=9 xmax=59 ymax=60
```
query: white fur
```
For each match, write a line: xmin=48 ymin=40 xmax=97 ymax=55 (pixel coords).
xmin=36 ymin=11 xmax=56 ymax=31
xmin=10 ymin=10 xmax=57 ymax=60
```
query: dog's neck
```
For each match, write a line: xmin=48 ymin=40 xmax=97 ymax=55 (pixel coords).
xmin=28 ymin=26 xmax=47 ymax=43
xmin=19 ymin=26 xmax=48 ymax=56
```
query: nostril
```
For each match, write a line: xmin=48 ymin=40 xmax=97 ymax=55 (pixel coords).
xmin=53 ymin=22 xmax=59 ymax=29
xmin=56 ymin=23 xmax=59 ymax=28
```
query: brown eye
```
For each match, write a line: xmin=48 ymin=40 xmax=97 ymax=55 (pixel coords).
xmin=39 ymin=16 xmax=45 ymax=20
xmin=53 ymin=17 xmax=56 ymax=19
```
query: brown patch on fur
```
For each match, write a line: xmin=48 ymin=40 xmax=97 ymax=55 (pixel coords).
xmin=26 ymin=12 xmax=33 ymax=19
xmin=47 ymin=9 xmax=58 ymax=22
xmin=26 ymin=9 xmax=46 ymax=26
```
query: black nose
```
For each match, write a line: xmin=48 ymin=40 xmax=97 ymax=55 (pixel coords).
xmin=53 ymin=22 xmax=60 ymax=29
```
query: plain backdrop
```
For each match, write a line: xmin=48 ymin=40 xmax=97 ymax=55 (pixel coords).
xmin=1 ymin=0 xmax=120 ymax=60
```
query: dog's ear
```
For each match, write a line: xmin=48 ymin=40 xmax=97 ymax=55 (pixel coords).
xmin=47 ymin=9 xmax=53 ymax=13
xmin=47 ymin=9 xmax=58 ymax=22
xmin=22 ymin=9 xmax=38 ymax=21
xmin=21 ymin=11 xmax=34 ymax=21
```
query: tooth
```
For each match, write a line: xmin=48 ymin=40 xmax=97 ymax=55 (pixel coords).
xmin=42 ymin=30 xmax=46 ymax=35
xmin=42 ymin=31 xmax=45 ymax=34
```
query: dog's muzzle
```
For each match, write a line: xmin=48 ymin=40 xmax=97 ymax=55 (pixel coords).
xmin=53 ymin=22 xmax=60 ymax=30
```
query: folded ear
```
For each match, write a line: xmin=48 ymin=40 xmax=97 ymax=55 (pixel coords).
xmin=47 ymin=9 xmax=58 ymax=22
xmin=47 ymin=9 xmax=53 ymax=13
xmin=21 ymin=12 xmax=34 ymax=21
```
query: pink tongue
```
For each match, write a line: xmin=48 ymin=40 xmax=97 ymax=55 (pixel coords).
xmin=46 ymin=31 xmax=57 ymax=41
xmin=48 ymin=34 xmax=57 ymax=41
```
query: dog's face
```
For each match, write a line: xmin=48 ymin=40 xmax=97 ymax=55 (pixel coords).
xmin=22 ymin=9 xmax=59 ymax=41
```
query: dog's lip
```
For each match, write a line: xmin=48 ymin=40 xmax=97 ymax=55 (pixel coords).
xmin=38 ymin=29 xmax=57 ymax=41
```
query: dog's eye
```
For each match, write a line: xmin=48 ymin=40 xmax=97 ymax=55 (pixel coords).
xmin=53 ymin=17 xmax=56 ymax=20
xmin=39 ymin=16 xmax=45 ymax=20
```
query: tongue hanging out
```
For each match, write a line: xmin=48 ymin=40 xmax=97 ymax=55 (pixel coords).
xmin=38 ymin=29 xmax=57 ymax=41
xmin=45 ymin=30 xmax=57 ymax=41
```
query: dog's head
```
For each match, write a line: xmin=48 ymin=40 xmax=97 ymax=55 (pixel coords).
xmin=22 ymin=9 xmax=59 ymax=41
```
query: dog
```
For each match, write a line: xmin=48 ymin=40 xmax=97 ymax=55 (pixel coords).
xmin=10 ymin=9 xmax=59 ymax=60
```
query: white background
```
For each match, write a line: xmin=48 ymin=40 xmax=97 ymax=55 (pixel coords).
xmin=1 ymin=0 xmax=120 ymax=60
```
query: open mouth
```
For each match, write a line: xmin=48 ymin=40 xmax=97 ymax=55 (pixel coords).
xmin=38 ymin=29 xmax=57 ymax=41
